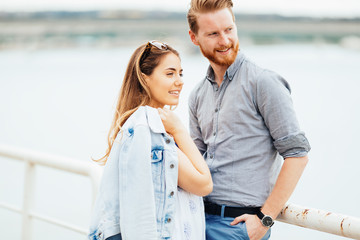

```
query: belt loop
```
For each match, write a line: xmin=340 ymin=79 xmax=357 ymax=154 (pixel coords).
xmin=221 ymin=205 xmax=225 ymax=218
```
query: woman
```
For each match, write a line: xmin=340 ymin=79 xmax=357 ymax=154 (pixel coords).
xmin=88 ymin=41 xmax=212 ymax=240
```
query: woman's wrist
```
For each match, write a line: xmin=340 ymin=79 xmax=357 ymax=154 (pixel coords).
xmin=170 ymin=124 xmax=187 ymax=139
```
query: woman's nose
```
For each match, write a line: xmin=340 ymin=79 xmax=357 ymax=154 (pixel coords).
xmin=175 ymin=76 xmax=184 ymax=86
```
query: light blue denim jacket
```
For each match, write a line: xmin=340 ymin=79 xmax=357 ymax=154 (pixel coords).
xmin=88 ymin=106 xmax=178 ymax=240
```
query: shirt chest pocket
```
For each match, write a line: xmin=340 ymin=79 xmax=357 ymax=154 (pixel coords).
xmin=151 ymin=149 xmax=164 ymax=178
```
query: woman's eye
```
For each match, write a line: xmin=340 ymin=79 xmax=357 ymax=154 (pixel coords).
xmin=167 ymin=72 xmax=174 ymax=76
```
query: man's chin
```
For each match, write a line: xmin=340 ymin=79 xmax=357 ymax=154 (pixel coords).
xmin=214 ymin=51 xmax=237 ymax=66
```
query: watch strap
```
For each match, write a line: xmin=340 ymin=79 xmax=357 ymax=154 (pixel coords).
xmin=256 ymin=210 xmax=265 ymax=220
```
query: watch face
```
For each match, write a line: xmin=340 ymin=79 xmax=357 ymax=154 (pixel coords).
xmin=262 ymin=216 xmax=273 ymax=227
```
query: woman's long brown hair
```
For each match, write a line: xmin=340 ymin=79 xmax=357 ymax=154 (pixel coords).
xmin=95 ymin=42 xmax=179 ymax=164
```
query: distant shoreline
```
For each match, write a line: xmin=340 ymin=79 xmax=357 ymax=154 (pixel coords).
xmin=1 ymin=10 xmax=359 ymax=50
xmin=1 ymin=10 xmax=360 ymax=21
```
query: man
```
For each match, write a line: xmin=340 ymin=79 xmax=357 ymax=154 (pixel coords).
xmin=186 ymin=0 xmax=311 ymax=239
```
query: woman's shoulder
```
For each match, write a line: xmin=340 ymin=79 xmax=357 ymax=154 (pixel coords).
xmin=123 ymin=106 xmax=147 ymax=127
xmin=122 ymin=106 xmax=166 ymax=134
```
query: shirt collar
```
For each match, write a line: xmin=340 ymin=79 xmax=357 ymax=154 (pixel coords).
xmin=205 ymin=51 xmax=245 ymax=83
xmin=145 ymin=106 xmax=166 ymax=134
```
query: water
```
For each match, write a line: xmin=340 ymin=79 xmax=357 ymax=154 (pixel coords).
xmin=1 ymin=44 xmax=360 ymax=239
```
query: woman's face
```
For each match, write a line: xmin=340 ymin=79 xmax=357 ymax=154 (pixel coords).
xmin=145 ymin=52 xmax=184 ymax=108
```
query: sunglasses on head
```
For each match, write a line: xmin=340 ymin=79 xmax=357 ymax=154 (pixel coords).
xmin=140 ymin=40 xmax=168 ymax=64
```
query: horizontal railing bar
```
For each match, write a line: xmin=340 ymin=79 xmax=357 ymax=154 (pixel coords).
xmin=0 ymin=202 xmax=22 ymax=214
xmin=0 ymin=144 xmax=102 ymax=185
xmin=0 ymin=203 xmax=87 ymax=235
xmin=30 ymin=212 xmax=88 ymax=235
xmin=277 ymin=203 xmax=360 ymax=239
xmin=0 ymin=144 xmax=101 ymax=178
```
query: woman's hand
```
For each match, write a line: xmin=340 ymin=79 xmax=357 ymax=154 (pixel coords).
xmin=158 ymin=107 xmax=213 ymax=196
xmin=157 ymin=108 xmax=186 ymax=136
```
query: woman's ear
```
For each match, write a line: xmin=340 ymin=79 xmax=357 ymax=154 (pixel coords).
xmin=142 ymin=73 xmax=150 ymax=85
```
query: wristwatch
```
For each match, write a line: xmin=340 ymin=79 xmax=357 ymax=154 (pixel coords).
xmin=256 ymin=210 xmax=274 ymax=228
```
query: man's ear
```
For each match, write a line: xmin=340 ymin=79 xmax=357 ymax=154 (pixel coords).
xmin=189 ymin=30 xmax=199 ymax=46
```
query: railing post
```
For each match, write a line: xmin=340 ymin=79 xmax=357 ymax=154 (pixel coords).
xmin=22 ymin=160 xmax=35 ymax=240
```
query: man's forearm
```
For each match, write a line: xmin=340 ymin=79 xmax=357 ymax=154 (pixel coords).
xmin=261 ymin=155 xmax=309 ymax=219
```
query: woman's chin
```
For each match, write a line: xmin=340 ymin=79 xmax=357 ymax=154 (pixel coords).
xmin=164 ymin=100 xmax=179 ymax=107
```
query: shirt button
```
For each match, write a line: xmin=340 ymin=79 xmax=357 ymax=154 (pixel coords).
xmin=170 ymin=163 xmax=175 ymax=169
xmin=165 ymin=139 xmax=171 ymax=144
xmin=209 ymin=154 xmax=213 ymax=159
xmin=170 ymin=191 xmax=174 ymax=197
xmin=215 ymin=108 xmax=218 ymax=112
xmin=213 ymin=132 xmax=216 ymax=136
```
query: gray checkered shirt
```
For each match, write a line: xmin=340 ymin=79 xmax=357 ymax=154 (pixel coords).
xmin=189 ymin=52 xmax=310 ymax=207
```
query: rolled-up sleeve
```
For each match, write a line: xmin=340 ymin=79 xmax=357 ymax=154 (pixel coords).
xmin=273 ymin=132 xmax=310 ymax=158
xmin=118 ymin=125 xmax=158 ymax=239
xmin=256 ymin=70 xmax=311 ymax=158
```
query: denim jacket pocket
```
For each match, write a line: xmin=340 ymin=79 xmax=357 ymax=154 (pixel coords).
xmin=151 ymin=148 xmax=164 ymax=177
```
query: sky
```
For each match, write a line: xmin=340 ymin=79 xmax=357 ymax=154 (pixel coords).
xmin=0 ymin=0 xmax=360 ymax=18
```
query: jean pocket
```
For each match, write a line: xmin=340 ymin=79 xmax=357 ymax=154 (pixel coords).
xmin=235 ymin=222 xmax=250 ymax=240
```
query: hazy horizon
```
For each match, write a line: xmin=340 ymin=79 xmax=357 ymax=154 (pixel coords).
xmin=0 ymin=0 xmax=360 ymax=18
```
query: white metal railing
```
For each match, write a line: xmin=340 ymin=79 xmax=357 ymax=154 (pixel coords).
xmin=277 ymin=203 xmax=360 ymax=239
xmin=1 ymin=144 xmax=360 ymax=239
xmin=0 ymin=144 xmax=103 ymax=240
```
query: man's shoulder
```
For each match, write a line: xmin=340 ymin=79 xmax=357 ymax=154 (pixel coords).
xmin=239 ymin=54 xmax=286 ymax=86
xmin=256 ymin=68 xmax=290 ymax=93
xmin=189 ymin=77 xmax=208 ymax=105
xmin=239 ymin=53 xmax=268 ymax=78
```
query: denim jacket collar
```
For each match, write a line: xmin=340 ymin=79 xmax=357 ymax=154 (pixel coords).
xmin=145 ymin=106 xmax=166 ymax=134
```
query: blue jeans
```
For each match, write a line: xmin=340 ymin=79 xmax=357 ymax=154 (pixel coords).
xmin=105 ymin=233 xmax=122 ymax=240
xmin=205 ymin=213 xmax=271 ymax=240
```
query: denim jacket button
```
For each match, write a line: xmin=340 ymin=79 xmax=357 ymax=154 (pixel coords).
xmin=166 ymin=217 xmax=172 ymax=223
xmin=170 ymin=191 xmax=174 ymax=197
xmin=170 ymin=163 xmax=175 ymax=169
xmin=165 ymin=139 xmax=171 ymax=144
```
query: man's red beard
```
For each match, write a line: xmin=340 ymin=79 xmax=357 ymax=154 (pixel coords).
xmin=200 ymin=41 xmax=239 ymax=67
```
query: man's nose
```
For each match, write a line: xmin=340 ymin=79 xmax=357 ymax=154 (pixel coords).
xmin=218 ymin=33 xmax=230 ymax=46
